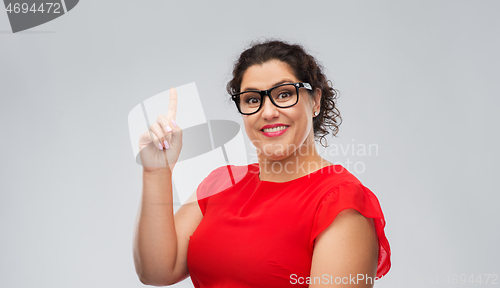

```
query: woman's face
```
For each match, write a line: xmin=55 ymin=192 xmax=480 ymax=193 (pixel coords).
xmin=240 ymin=60 xmax=321 ymax=160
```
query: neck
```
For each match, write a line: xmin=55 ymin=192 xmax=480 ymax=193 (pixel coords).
xmin=256 ymin=137 xmax=332 ymax=182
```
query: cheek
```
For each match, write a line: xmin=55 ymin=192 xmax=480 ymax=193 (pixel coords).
xmin=289 ymin=110 xmax=312 ymax=139
xmin=243 ymin=116 xmax=258 ymax=138
xmin=298 ymin=118 xmax=311 ymax=136
xmin=290 ymin=109 xmax=309 ymax=128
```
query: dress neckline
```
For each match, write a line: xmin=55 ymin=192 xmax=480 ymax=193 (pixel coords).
xmin=249 ymin=163 xmax=340 ymax=185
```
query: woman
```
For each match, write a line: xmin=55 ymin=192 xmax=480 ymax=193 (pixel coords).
xmin=133 ymin=40 xmax=391 ymax=287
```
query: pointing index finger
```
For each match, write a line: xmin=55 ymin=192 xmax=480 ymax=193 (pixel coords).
xmin=167 ymin=87 xmax=177 ymax=120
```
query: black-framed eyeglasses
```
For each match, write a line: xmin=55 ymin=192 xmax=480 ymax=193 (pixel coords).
xmin=231 ymin=82 xmax=313 ymax=115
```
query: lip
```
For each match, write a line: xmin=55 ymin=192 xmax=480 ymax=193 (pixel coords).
xmin=260 ymin=124 xmax=290 ymax=137
xmin=260 ymin=123 xmax=289 ymax=130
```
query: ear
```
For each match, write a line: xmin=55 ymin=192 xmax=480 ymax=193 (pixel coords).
xmin=313 ymin=88 xmax=322 ymax=110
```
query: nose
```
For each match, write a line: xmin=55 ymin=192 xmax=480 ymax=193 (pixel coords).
xmin=260 ymin=95 xmax=279 ymax=120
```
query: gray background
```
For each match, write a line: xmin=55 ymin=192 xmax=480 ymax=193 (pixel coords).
xmin=1 ymin=1 xmax=499 ymax=287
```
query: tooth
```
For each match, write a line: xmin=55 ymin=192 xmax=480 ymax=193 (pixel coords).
xmin=263 ymin=126 xmax=287 ymax=132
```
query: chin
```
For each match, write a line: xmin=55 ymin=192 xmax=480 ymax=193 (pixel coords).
xmin=265 ymin=152 xmax=290 ymax=161
xmin=259 ymin=142 xmax=296 ymax=161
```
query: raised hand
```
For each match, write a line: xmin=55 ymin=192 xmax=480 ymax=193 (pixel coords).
xmin=138 ymin=88 xmax=183 ymax=172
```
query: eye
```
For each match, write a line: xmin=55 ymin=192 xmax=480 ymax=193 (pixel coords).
xmin=246 ymin=97 xmax=260 ymax=104
xmin=277 ymin=92 xmax=292 ymax=99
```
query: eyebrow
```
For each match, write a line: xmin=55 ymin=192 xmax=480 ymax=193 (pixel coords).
xmin=242 ymin=79 xmax=295 ymax=92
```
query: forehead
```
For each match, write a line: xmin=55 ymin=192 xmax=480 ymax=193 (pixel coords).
xmin=240 ymin=60 xmax=298 ymax=90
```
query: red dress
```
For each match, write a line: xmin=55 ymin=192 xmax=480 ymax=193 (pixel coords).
xmin=187 ymin=163 xmax=391 ymax=287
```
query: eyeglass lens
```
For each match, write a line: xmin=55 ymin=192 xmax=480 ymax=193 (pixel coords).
xmin=238 ymin=84 xmax=298 ymax=114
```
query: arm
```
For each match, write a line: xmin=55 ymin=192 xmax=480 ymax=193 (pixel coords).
xmin=133 ymin=168 xmax=203 ymax=286
xmin=310 ymin=209 xmax=379 ymax=287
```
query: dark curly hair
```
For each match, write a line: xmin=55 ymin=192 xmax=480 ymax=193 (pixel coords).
xmin=226 ymin=40 xmax=342 ymax=147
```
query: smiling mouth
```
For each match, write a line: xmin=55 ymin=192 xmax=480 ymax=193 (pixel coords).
xmin=261 ymin=125 xmax=289 ymax=133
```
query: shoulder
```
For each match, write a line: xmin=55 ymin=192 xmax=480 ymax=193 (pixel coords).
xmin=197 ymin=164 xmax=253 ymax=200
xmin=317 ymin=175 xmax=384 ymax=221
xmin=312 ymin=164 xmax=368 ymax=196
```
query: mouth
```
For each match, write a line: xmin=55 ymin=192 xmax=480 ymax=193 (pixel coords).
xmin=260 ymin=125 xmax=290 ymax=137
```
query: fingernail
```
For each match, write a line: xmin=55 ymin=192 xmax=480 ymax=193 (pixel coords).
xmin=158 ymin=143 xmax=163 ymax=150
xmin=165 ymin=125 xmax=172 ymax=132
xmin=164 ymin=140 xmax=170 ymax=149
xmin=171 ymin=119 xmax=177 ymax=128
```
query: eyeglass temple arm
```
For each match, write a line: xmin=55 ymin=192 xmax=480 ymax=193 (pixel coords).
xmin=300 ymin=83 xmax=312 ymax=90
